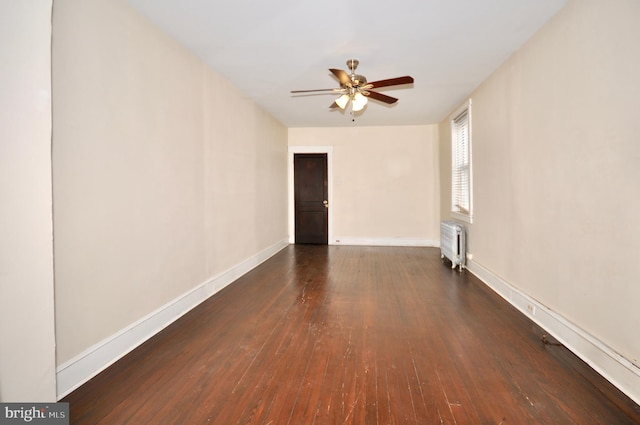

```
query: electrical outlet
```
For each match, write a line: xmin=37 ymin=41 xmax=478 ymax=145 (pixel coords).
xmin=466 ymin=252 xmax=473 ymax=261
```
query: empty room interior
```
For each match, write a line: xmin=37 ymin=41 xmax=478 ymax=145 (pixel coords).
xmin=2 ymin=0 xmax=639 ymax=423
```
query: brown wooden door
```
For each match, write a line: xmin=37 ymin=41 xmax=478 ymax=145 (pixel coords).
xmin=294 ymin=153 xmax=328 ymax=244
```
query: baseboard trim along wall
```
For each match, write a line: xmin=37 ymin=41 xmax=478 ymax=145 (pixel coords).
xmin=56 ymin=239 xmax=290 ymax=400
xmin=332 ymin=237 xmax=439 ymax=247
xmin=466 ymin=259 xmax=640 ymax=407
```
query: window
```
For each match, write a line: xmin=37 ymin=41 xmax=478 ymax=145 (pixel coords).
xmin=451 ymin=100 xmax=472 ymax=222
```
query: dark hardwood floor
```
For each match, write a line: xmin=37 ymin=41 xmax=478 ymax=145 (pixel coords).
xmin=63 ymin=245 xmax=640 ymax=424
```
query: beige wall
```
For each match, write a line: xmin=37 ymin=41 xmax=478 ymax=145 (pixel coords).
xmin=440 ymin=0 xmax=640 ymax=372
xmin=0 ymin=1 xmax=57 ymax=401
xmin=52 ymin=0 xmax=287 ymax=366
xmin=289 ymin=126 xmax=440 ymax=244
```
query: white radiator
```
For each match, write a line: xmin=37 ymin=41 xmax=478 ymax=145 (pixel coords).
xmin=440 ymin=221 xmax=466 ymax=271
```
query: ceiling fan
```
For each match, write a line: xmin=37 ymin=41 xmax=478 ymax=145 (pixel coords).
xmin=291 ymin=59 xmax=414 ymax=113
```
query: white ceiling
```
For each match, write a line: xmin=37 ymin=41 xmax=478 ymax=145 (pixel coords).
xmin=128 ymin=0 xmax=567 ymax=128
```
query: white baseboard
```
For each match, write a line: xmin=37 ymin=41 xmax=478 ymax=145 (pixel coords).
xmin=56 ymin=239 xmax=289 ymax=400
xmin=332 ymin=237 xmax=439 ymax=247
xmin=466 ymin=259 xmax=640 ymax=406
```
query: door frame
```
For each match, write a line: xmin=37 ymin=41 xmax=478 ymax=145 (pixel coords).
xmin=288 ymin=146 xmax=333 ymax=244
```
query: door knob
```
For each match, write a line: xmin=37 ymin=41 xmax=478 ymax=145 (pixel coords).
xmin=323 ymin=200 xmax=329 ymax=208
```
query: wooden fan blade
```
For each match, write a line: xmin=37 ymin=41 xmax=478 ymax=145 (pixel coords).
xmin=367 ymin=76 xmax=414 ymax=89
xmin=330 ymin=68 xmax=352 ymax=87
xmin=329 ymin=101 xmax=340 ymax=108
xmin=291 ymin=88 xmax=341 ymax=93
xmin=365 ymin=91 xmax=398 ymax=104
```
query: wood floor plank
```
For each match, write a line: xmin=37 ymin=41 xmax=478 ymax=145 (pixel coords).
xmin=63 ymin=245 xmax=640 ymax=424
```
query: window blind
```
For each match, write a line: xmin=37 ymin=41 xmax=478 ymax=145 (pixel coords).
xmin=452 ymin=108 xmax=471 ymax=215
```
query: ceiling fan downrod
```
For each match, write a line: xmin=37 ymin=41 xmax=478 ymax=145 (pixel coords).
xmin=346 ymin=59 xmax=367 ymax=87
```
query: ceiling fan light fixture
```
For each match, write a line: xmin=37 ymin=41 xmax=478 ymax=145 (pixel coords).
xmin=351 ymin=92 xmax=368 ymax=112
xmin=335 ymin=94 xmax=350 ymax=109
